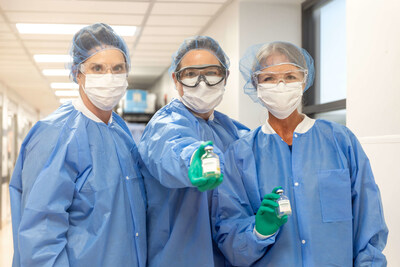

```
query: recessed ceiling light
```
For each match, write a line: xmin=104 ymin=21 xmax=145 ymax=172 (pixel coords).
xmin=16 ymin=23 xmax=136 ymax=36
xmin=51 ymin=83 xmax=79 ymax=89
xmin=110 ymin=25 xmax=137 ymax=37
xmin=59 ymin=98 xmax=77 ymax=104
xmin=55 ymin=90 xmax=79 ymax=97
xmin=42 ymin=69 xmax=70 ymax=76
xmin=34 ymin=55 xmax=72 ymax=63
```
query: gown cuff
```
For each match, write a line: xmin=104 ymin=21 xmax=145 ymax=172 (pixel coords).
xmin=253 ymin=227 xmax=275 ymax=240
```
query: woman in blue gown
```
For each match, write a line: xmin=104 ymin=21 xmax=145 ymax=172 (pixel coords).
xmin=213 ymin=41 xmax=388 ymax=266
xmin=138 ymin=36 xmax=249 ymax=267
xmin=9 ymin=23 xmax=146 ymax=267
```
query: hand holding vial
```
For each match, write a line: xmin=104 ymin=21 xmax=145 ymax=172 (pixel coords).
xmin=188 ymin=141 xmax=223 ymax=192
xmin=255 ymin=186 xmax=290 ymax=236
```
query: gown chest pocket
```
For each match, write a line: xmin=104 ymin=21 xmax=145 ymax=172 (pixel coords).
xmin=318 ymin=168 xmax=352 ymax=222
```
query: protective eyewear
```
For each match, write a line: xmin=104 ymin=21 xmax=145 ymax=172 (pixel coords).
xmin=80 ymin=62 xmax=128 ymax=76
xmin=253 ymin=69 xmax=308 ymax=86
xmin=175 ymin=64 xmax=227 ymax=87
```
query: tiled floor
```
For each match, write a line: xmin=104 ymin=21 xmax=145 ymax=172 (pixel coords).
xmin=0 ymin=220 xmax=13 ymax=267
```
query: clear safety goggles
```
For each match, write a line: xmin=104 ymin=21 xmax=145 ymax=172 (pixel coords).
xmin=175 ymin=64 xmax=227 ymax=87
xmin=80 ymin=62 xmax=128 ymax=76
xmin=253 ymin=69 xmax=308 ymax=86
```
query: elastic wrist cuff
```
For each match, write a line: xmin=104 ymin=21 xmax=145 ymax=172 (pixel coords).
xmin=253 ymin=227 xmax=275 ymax=240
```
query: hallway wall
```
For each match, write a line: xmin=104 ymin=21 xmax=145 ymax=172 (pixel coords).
xmin=346 ymin=0 xmax=400 ymax=264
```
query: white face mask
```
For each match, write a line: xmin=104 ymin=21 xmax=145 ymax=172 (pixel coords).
xmin=82 ymin=73 xmax=128 ymax=111
xmin=179 ymin=81 xmax=225 ymax=114
xmin=257 ymin=82 xmax=303 ymax=119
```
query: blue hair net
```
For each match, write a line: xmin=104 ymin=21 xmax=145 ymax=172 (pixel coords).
xmin=168 ymin=36 xmax=230 ymax=76
xmin=67 ymin=23 xmax=131 ymax=83
xmin=240 ymin=41 xmax=315 ymax=103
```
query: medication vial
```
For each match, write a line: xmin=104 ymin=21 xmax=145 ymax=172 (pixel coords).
xmin=201 ymin=146 xmax=221 ymax=178
xmin=275 ymin=189 xmax=292 ymax=218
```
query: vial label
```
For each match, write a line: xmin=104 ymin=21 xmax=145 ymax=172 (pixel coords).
xmin=278 ymin=199 xmax=291 ymax=214
xmin=202 ymin=158 xmax=220 ymax=174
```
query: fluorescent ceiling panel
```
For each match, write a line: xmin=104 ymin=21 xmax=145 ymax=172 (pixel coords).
xmin=55 ymin=90 xmax=79 ymax=97
xmin=51 ymin=82 xmax=78 ymax=89
xmin=6 ymin=12 xmax=143 ymax=25
xmin=59 ymin=98 xmax=77 ymax=104
xmin=43 ymin=69 xmax=70 ymax=76
xmin=16 ymin=23 xmax=136 ymax=36
xmin=34 ymin=54 xmax=72 ymax=63
xmin=1 ymin=1 xmax=149 ymax=14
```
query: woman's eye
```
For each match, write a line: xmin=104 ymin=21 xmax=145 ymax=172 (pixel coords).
xmin=92 ymin=65 xmax=103 ymax=72
xmin=183 ymin=71 xmax=196 ymax=77
xmin=113 ymin=65 xmax=124 ymax=72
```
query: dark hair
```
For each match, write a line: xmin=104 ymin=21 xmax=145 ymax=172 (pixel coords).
xmin=168 ymin=36 xmax=230 ymax=75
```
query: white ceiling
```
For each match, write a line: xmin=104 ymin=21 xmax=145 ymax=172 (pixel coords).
xmin=0 ymin=0 xmax=231 ymax=114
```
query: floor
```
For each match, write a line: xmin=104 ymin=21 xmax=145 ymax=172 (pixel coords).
xmin=0 ymin=220 xmax=13 ymax=267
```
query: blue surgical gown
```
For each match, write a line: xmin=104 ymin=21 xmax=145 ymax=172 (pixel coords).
xmin=138 ymin=98 xmax=249 ymax=267
xmin=213 ymin=116 xmax=388 ymax=267
xmin=9 ymin=102 xmax=147 ymax=267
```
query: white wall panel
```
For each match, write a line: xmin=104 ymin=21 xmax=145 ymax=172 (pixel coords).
xmin=359 ymin=137 xmax=400 ymax=266
xmin=347 ymin=0 xmax=400 ymax=264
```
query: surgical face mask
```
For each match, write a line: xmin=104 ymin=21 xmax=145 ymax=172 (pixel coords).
xmin=82 ymin=73 xmax=128 ymax=111
xmin=257 ymin=82 xmax=303 ymax=119
xmin=179 ymin=81 xmax=225 ymax=114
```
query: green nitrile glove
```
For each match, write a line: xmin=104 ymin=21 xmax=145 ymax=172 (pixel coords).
xmin=188 ymin=141 xmax=223 ymax=192
xmin=197 ymin=173 xmax=223 ymax=192
xmin=255 ymin=186 xmax=288 ymax=236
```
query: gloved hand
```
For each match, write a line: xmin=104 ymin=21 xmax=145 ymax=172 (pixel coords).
xmin=188 ymin=141 xmax=223 ymax=192
xmin=255 ymin=186 xmax=288 ymax=236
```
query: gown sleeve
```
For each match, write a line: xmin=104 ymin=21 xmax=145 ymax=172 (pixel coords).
xmin=212 ymin=141 xmax=276 ymax=266
xmin=138 ymin=111 xmax=224 ymax=189
xmin=347 ymin=130 xmax=388 ymax=266
xmin=16 ymin=130 xmax=83 ymax=267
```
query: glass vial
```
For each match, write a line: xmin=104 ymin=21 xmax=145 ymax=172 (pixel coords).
xmin=201 ymin=146 xmax=221 ymax=178
xmin=275 ymin=189 xmax=292 ymax=218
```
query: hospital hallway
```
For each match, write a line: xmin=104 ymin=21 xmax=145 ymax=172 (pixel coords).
xmin=0 ymin=0 xmax=399 ymax=266
xmin=0 ymin=220 xmax=13 ymax=267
